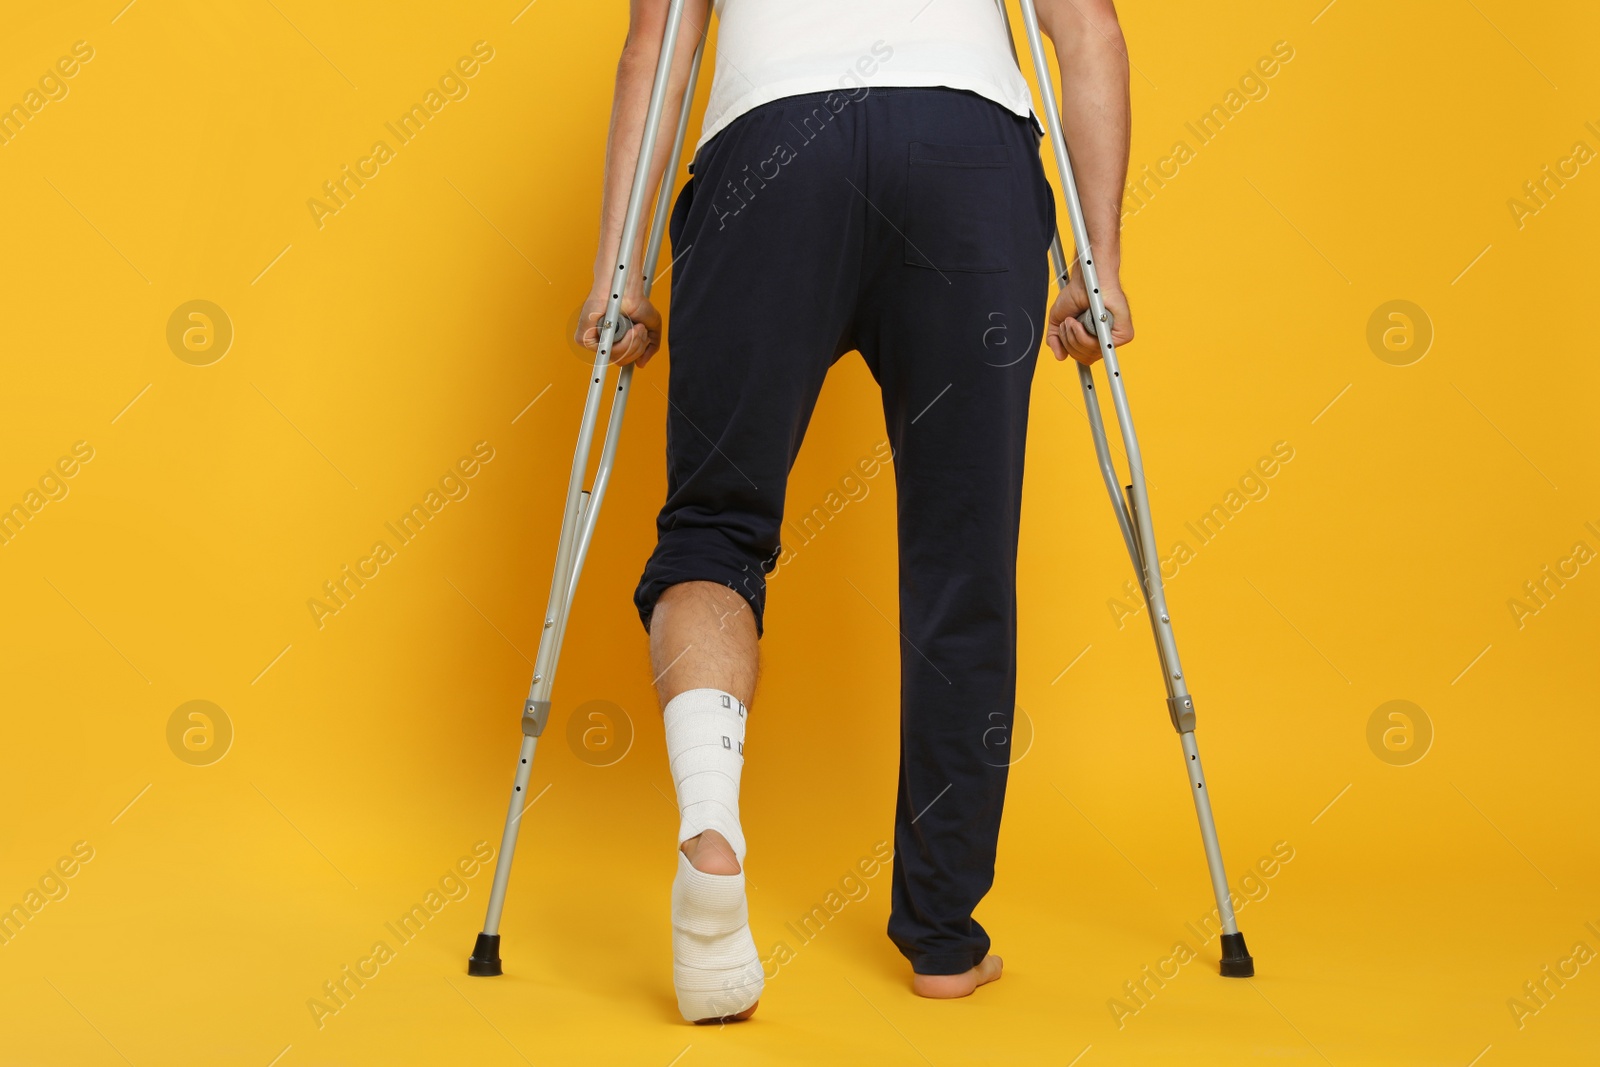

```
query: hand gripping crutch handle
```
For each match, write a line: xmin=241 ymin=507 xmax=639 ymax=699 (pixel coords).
xmin=1075 ymin=307 xmax=1113 ymax=335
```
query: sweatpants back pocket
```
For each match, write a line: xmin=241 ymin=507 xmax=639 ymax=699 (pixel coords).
xmin=903 ymin=142 xmax=1014 ymax=274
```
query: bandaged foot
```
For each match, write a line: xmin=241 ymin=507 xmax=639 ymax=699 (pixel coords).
xmin=671 ymin=850 xmax=763 ymax=1022
xmin=664 ymin=689 xmax=762 ymax=1022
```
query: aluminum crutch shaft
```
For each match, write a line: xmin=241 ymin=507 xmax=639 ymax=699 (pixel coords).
xmin=469 ymin=0 xmax=702 ymax=977
xmin=1009 ymin=0 xmax=1254 ymax=977
xmin=553 ymin=34 xmax=708 ymax=671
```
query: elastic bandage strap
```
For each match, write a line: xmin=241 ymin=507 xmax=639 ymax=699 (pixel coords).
xmin=663 ymin=687 xmax=748 ymax=864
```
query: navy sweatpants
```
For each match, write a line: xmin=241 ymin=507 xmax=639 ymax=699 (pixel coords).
xmin=634 ymin=86 xmax=1055 ymax=975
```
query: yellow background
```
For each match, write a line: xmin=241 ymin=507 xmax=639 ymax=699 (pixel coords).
xmin=2 ymin=1 xmax=1596 ymax=1064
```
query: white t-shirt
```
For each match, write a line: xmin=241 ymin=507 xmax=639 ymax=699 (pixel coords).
xmin=696 ymin=0 xmax=1039 ymax=152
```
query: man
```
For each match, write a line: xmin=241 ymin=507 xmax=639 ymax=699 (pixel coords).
xmin=576 ymin=0 xmax=1133 ymax=1024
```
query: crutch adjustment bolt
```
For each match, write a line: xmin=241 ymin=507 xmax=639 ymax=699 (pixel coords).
xmin=523 ymin=699 xmax=553 ymax=737
xmin=601 ymin=313 xmax=635 ymax=340
xmin=1166 ymin=694 xmax=1196 ymax=733
xmin=468 ymin=932 xmax=503 ymax=977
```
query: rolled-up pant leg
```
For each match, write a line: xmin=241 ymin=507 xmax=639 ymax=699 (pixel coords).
xmin=854 ymin=88 xmax=1055 ymax=975
xmin=634 ymin=91 xmax=868 ymax=636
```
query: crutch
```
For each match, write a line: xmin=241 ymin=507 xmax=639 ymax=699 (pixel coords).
xmin=468 ymin=0 xmax=705 ymax=977
xmin=1004 ymin=0 xmax=1254 ymax=977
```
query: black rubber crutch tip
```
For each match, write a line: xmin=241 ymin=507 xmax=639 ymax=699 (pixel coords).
xmin=467 ymin=932 xmax=503 ymax=977
xmin=1218 ymin=931 xmax=1254 ymax=978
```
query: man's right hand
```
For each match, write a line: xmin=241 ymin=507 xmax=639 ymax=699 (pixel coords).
xmin=1046 ymin=269 xmax=1134 ymax=365
xmin=576 ymin=289 xmax=662 ymax=367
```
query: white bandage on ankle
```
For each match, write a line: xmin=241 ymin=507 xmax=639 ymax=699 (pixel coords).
xmin=671 ymin=852 xmax=763 ymax=1021
xmin=662 ymin=688 xmax=748 ymax=863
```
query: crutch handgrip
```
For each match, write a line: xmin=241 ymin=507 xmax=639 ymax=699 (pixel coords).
xmin=1076 ymin=307 xmax=1114 ymax=336
xmin=602 ymin=312 xmax=635 ymax=344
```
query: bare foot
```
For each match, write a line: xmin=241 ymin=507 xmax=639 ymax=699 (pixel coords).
xmin=680 ymin=829 xmax=758 ymax=1023
xmin=911 ymin=955 xmax=1004 ymax=999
